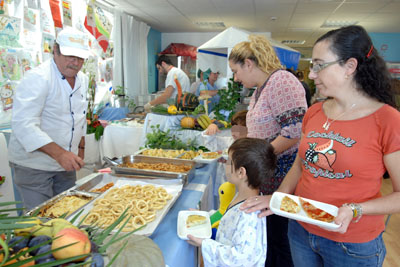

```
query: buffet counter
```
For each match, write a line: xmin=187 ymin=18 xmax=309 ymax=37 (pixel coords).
xmin=75 ymin=161 xmax=218 ymax=267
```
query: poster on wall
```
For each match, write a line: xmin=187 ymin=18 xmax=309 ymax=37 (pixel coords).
xmin=61 ymin=0 xmax=72 ymax=27
xmin=0 ymin=16 xmax=21 ymax=47
xmin=0 ymin=48 xmax=21 ymax=81
xmin=42 ymin=33 xmax=55 ymax=61
xmin=23 ymin=6 xmax=39 ymax=31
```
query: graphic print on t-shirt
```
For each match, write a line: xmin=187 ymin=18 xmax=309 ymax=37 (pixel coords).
xmin=305 ymin=139 xmax=336 ymax=172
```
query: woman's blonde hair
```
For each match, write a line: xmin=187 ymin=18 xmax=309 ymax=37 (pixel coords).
xmin=229 ymin=35 xmax=282 ymax=74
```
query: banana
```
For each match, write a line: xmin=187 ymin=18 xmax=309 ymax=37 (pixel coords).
xmin=14 ymin=217 xmax=42 ymax=236
xmin=197 ymin=116 xmax=208 ymax=129
xmin=219 ymin=120 xmax=228 ymax=128
xmin=32 ymin=218 xmax=79 ymax=237
xmin=201 ymin=115 xmax=212 ymax=126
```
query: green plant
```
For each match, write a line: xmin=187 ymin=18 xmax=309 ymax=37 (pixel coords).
xmin=114 ymin=85 xmax=125 ymax=96
xmin=212 ymin=77 xmax=242 ymax=121
xmin=86 ymin=75 xmax=104 ymax=141
xmin=143 ymin=125 xmax=208 ymax=151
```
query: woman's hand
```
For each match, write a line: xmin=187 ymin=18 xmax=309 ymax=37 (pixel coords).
xmin=204 ymin=123 xmax=220 ymax=135
xmin=321 ymin=205 xmax=353 ymax=233
xmin=239 ymin=195 xmax=273 ymax=218
xmin=187 ymin=234 xmax=204 ymax=247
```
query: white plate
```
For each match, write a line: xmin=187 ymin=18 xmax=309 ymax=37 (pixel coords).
xmin=177 ymin=210 xmax=212 ymax=240
xmin=193 ymin=152 xmax=222 ymax=164
xmin=269 ymin=192 xmax=340 ymax=230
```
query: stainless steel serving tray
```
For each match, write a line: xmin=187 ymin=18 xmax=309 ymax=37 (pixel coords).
xmin=111 ymin=155 xmax=196 ymax=183
xmin=25 ymin=190 xmax=98 ymax=219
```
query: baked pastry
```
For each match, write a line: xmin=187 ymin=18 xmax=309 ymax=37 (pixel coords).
xmin=186 ymin=215 xmax=207 ymax=228
xmin=299 ymin=197 xmax=335 ymax=222
xmin=280 ymin=196 xmax=300 ymax=213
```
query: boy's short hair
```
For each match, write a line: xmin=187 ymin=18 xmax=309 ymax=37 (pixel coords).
xmin=228 ymin=138 xmax=276 ymax=189
xmin=231 ymin=110 xmax=248 ymax=127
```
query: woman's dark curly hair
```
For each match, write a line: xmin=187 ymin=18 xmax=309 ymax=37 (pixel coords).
xmin=228 ymin=138 xmax=276 ymax=189
xmin=316 ymin=25 xmax=395 ymax=107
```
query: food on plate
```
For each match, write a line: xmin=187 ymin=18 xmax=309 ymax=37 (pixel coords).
xmin=91 ymin=182 xmax=114 ymax=193
xmin=280 ymin=196 xmax=300 ymax=213
xmin=121 ymin=162 xmax=192 ymax=173
xmin=83 ymin=184 xmax=173 ymax=232
xmin=299 ymin=197 xmax=335 ymax=222
xmin=201 ymin=152 xmax=220 ymax=159
xmin=39 ymin=195 xmax=93 ymax=218
xmin=180 ymin=150 xmax=201 ymax=160
xmin=141 ymin=148 xmax=185 ymax=158
xmin=186 ymin=215 xmax=208 ymax=228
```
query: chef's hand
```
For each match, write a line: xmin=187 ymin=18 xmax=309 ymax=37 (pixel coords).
xmin=187 ymin=234 xmax=204 ymax=247
xmin=56 ymin=151 xmax=85 ymax=171
xmin=240 ymin=195 xmax=273 ymax=218
xmin=144 ymin=103 xmax=152 ymax=113
xmin=204 ymin=123 xmax=220 ymax=135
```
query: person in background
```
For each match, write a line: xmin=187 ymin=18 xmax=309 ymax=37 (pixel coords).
xmin=229 ymin=34 xmax=308 ymax=267
xmin=144 ymin=55 xmax=190 ymax=111
xmin=197 ymin=69 xmax=220 ymax=113
xmin=241 ymin=25 xmax=400 ymax=267
xmin=295 ymin=71 xmax=312 ymax=107
xmin=190 ymin=69 xmax=204 ymax=94
xmin=8 ymin=27 xmax=90 ymax=211
xmin=188 ymin=138 xmax=277 ymax=267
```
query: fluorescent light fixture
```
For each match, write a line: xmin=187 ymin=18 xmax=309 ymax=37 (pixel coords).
xmin=321 ymin=20 xmax=358 ymax=28
xmin=282 ymin=40 xmax=306 ymax=45
xmin=194 ymin=22 xmax=226 ymax=28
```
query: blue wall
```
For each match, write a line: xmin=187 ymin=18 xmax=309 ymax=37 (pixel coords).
xmin=369 ymin=32 xmax=400 ymax=62
xmin=147 ymin=28 xmax=162 ymax=93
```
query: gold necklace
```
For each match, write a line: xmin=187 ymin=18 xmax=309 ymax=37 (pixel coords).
xmin=322 ymin=103 xmax=356 ymax=130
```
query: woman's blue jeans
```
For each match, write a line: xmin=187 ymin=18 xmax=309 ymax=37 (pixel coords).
xmin=288 ymin=220 xmax=386 ymax=267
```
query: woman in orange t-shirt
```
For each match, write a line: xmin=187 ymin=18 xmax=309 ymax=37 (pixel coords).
xmin=241 ymin=25 xmax=400 ymax=266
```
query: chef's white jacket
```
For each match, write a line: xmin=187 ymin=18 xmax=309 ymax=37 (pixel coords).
xmin=8 ymin=59 xmax=88 ymax=171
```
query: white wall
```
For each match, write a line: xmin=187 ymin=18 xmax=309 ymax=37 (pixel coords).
xmin=162 ymin=31 xmax=272 ymax=50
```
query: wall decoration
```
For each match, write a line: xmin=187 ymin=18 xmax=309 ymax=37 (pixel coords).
xmin=61 ymin=0 xmax=72 ymax=27
xmin=84 ymin=2 xmax=112 ymax=53
xmin=49 ymin=0 xmax=62 ymax=28
xmin=0 ymin=15 xmax=21 ymax=47
xmin=23 ymin=6 xmax=38 ymax=31
xmin=0 ymin=49 xmax=21 ymax=80
xmin=0 ymin=80 xmax=13 ymax=111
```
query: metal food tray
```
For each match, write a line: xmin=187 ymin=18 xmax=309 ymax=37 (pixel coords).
xmin=25 ymin=190 xmax=98 ymax=219
xmin=112 ymin=155 xmax=196 ymax=182
xmin=135 ymin=148 xmax=199 ymax=161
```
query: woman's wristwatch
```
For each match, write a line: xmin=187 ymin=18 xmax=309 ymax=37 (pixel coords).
xmin=342 ymin=203 xmax=363 ymax=223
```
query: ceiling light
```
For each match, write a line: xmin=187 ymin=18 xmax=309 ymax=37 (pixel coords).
xmin=194 ymin=22 xmax=226 ymax=29
xmin=282 ymin=40 xmax=306 ymax=45
xmin=321 ymin=20 xmax=358 ymax=28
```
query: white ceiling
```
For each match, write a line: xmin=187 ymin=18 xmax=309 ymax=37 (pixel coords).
xmin=101 ymin=0 xmax=400 ymax=55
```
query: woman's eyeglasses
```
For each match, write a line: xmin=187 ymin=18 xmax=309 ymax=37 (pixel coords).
xmin=309 ymin=60 xmax=342 ymax=73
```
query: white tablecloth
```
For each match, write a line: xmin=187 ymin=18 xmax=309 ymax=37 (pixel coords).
xmin=142 ymin=113 xmax=233 ymax=151
xmin=100 ymin=123 xmax=144 ymax=159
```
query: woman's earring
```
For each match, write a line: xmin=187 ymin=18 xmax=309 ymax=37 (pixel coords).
xmin=345 ymin=75 xmax=349 ymax=79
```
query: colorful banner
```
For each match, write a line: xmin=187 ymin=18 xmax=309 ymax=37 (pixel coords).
xmin=49 ymin=0 xmax=62 ymax=28
xmin=84 ymin=3 xmax=112 ymax=53
xmin=61 ymin=0 xmax=72 ymax=27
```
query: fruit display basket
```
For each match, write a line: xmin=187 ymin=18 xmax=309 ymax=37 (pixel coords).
xmin=25 ymin=191 xmax=99 ymax=219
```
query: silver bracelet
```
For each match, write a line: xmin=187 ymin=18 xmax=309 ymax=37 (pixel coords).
xmin=342 ymin=203 xmax=363 ymax=223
